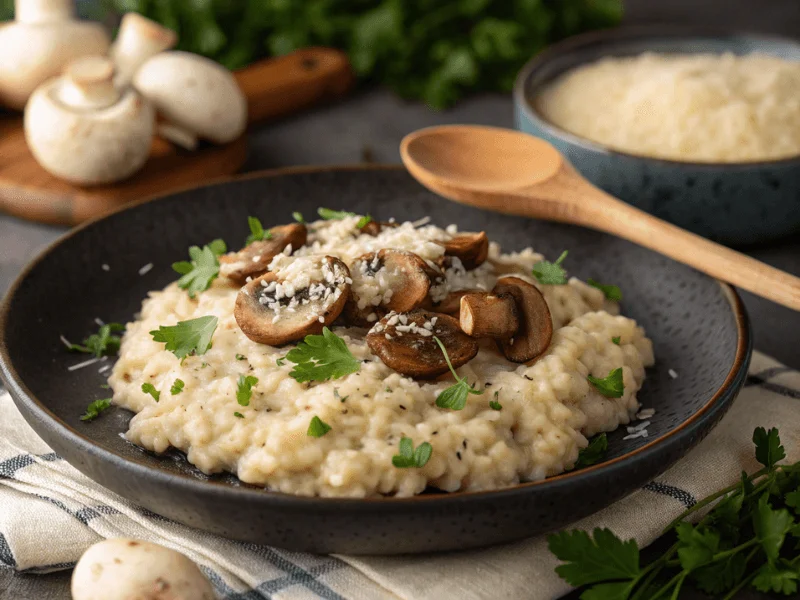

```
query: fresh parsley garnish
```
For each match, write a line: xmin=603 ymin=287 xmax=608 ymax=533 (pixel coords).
xmin=99 ymin=384 xmax=110 ymax=390
xmin=245 ymin=216 xmax=273 ymax=246
xmin=235 ymin=353 xmax=246 ymax=361
xmin=317 ymin=207 xmax=372 ymax=228
xmin=612 ymin=336 xmax=621 ymax=345
xmin=588 ymin=278 xmax=622 ymax=301
xmin=307 ymin=416 xmax=332 ymax=437
xmin=334 ymin=388 xmax=348 ymax=403
xmin=81 ymin=398 xmax=111 ymax=422
xmin=292 ymin=211 xmax=305 ymax=224
xmin=172 ymin=239 xmax=227 ymax=298
xmin=141 ymin=382 xmax=160 ymax=402
xmin=233 ymin=411 xmax=244 ymax=418
xmin=574 ymin=433 xmax=608 ymax=469
xmin=236 ymin=375 xmax=258 ymax=406
xmin=532 ymin=250 xmax=568 ymax=285
xmin=489 ymin=390 xmax=502 ymax=410
xmin=433 ymin=336 xmax=482 ymax=410
xmin=284 ymin=327 xmax=360 ymax=383
xmin=65 ymin=323 xmax=124 ymax=358
xmin=549 ymin=427 xmax=800 ymax=599
xmin=170 ymin=379 xmax=185 ymax=395
xmin=150 ymin=316 xmax=218 ymax=359
xmin=276 ymin=356 xmax=286 ymax=366
xmin=392 ymin=437 xmax=432 ymax=469
xmin=587 ymin=367 xmax=624 ymax=398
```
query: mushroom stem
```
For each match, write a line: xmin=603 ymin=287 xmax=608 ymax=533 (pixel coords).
xmin=110 ymin=12 xmax=177 ymax=86
xmin=157 ymin=122 xmax=198 ymax=150
xmin=15 ymin=0 xmax=73 ymax=24
xmin=60 ymin=56 xmax=119 ymax=109
xmin=460 ymin=293 xmax=519 ymax=339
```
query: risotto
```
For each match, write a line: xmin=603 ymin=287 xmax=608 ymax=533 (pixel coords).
xmin=108 ymin=214 xmax=654 ymax=497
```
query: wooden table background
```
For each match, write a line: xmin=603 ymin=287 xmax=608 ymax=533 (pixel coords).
xmin=1 ymin=0 xmax=799 ymax=598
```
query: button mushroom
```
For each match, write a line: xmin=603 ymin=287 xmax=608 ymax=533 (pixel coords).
xmin=437 ymin=232 xmax=489 ymax=269
xmin=345 ymin=249 xmax=431 ymax=325
xmin=109 ymin=12 xmax=178 ymax=86
xmin=470 ymin=276 xmax=553 ymax=363
xmin=219 ymin=223 xmax=307 ymax=283
xmin=235 ymin=255 xmax=351 ymax=345
xmin=366 ymin=309 xmax=478 ymax=378
xmin=0 ymin=0 xmax=110 ymax=110
xmin=71 ymin=538 xmax=215 ymax=600
xmin=133 ymin=51 xmax=247 ymax=150
xmin=24 ymin=56 xmax=155 ymax=185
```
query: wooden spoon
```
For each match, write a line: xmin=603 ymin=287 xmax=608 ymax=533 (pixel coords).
xmin=401 ymin=125 xmax=800 ymax=311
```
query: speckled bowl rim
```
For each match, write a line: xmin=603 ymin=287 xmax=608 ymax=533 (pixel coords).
xmin=0 ymin=164 xmax=752 ymax=510
xmin=514 ymin=24 xmax=800 ymax=169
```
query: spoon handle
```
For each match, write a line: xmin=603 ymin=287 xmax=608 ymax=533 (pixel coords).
xmin=550 ymin=176 xmax=800 ymax=311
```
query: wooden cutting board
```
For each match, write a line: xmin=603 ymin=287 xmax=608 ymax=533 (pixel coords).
xmin=0 ymin=47 xmax=354 ymax=225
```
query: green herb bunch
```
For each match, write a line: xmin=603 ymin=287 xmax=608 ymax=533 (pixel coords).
xmin=549 ymin=427 xmax=800 ymax=598
xmin=103 ymin=0 xmax=622 ymax=108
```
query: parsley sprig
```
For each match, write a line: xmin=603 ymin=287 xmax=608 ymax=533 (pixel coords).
xmin=573 ymin=433 xmax=608 ymax=469
xmin=317 ymin=207 xmax=372 ymax=229
xmin=588 ymin=367 xmax=624 ymax=398
xmin=81 ymin=398 xmax=111 ymax=422
xmin=433 ymin=336 xmax=482 ymax=410
xmin=532 ymin=250 xmax=568 ymax=285
xmin=172 ymin=239 xmax=227 ymax=298
xmin=65 ymin=323 xmax=124 ymax=358
xmin=284 ymin=327 xmax=361 ymax=383
xmin=549 ymin=427 xmax=800 ymax=598
xmin=245 ymin=216 xmax=273 ymax=246
xmin=236 ymin=375 xmax=258 ymax=406
xmin=150 ymin=316 xmax=218 ymax=359
xmin=588 ymin=278 xmax=623 ymax=302
xmin=392 ymin=437 xmax=433 ymax=469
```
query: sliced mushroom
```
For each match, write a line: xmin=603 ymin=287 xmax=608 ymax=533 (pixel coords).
xmin=366 ymin=309 xmax=478 ymax=378
xmin=344 ymin=249 xmax=431 ymax=325
xmin=359 ymin=220 xmax=398 ymax=236
xmin=491 ymin=277 xmax=553 ymax=363
xmin=234 ymin=256 xmax=350 ymax=345
xmin=220 ymin=223 xmax=307 ymax=283
xmin=438 ymin=232 xmax=489 ymax=270
xmin=460 ymin=292 xmax=519 ymax=339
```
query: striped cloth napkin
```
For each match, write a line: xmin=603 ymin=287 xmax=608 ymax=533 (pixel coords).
xmin=1 ymin=350 xmax=798 ymax=600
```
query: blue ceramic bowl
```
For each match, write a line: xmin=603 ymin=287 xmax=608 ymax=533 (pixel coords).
xmin=514 ymin=26 xmax=800 ymax=246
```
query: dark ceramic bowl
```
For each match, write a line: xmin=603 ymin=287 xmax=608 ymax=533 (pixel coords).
xmin=0 ymin=167 xmax=751 ymax=554
xmin=514 ymin=26 xmax=800 ymax=246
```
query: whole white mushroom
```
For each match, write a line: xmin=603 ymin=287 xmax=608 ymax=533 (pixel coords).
xmin=109 ymin=12 xmax=177 ymax=87
xmin=24 ymin=56 xmax=154 ymax=185
xmin=134 ymin=51 xmax=247 ymax=150
xmin=71 ymin=538 xmax=216 ymax=600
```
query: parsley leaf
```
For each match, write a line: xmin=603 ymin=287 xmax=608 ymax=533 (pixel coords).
xmin=489 ymin=400 xmax=502 ymax=410
xmin=532 ymin=250 xmax=568 ymax=285
xmin=81 ymin=398 xmax=111 ymax=422
xmin=150 ymin=316 xmax=218 ymax=359
xmin=292 ymin=211 xmax=305 ymax=224
xmin=433 ymin=336 xmax=482 ymax=410
xmin=141 ymin=382 xmax=160 ymax=402
xmin=235 ymin=353 xmax=246 ymax=361
xmin=574 ymin=433 xmax=608 ymax=469
xmin=245 ymin=216 xmax=273 ymax=246
xmin=356 ymin=215 xmax=373 ymax=228
xmin=547 ymin=528 xmax=640 ymax=586
xmin=752 ymin=562 xmax=799 ymax=594
xmin=588 ymin=278 xmax=622 ymax=301
xmin=170 ymin=379 xmax=185 ymax=395
xmin=172 ymin=239 xmax=227 ymax=298
xmin=754 ymin=494 xmax=794 ymax=562
xmin=284 ymin=327 xmax=360 ymax=383
xmin=587 ymin=368 xmax=624 ymax=398
xmin=676 ymin=522 xmax=720 ymax=571
xmin=334 ymin=388 xmax=348 ymax=403
xmin=236 ymin=375 xmax=258 ymax=406
xmin=612 ymin=336 xmax=621 ymax=345
xmin=754 ymin=427 xmax=786 ymax=470
xmin=307 ymin=416 xmax=332 ymax=437
xmin=65 ymin=323 xmax=125 ymax=358
xmin=317 ymin=207 xmax=372 ymax=228
xmin=392 ymin=437 xmax=432 ymax=468
xmin=233 ymin=411 xmax=244 ymax=419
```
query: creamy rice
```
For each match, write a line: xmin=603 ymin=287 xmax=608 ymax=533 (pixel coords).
xmin=109 ymin=216 xmax=654 ymax=497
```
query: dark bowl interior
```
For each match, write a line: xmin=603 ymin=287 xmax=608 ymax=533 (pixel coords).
xmin=0 ymin=167 xmax=751 ymax=554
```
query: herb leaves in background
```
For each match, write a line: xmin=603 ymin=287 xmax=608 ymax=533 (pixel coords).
xmin=103 ymin=0 xmax=622 ymax=108
xmin=64 ymin=322 xmax=125 ymax=358
xmin=245 ymin=216 xmax=273 ymax=246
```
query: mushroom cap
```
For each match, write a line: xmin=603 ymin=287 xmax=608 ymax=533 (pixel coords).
xmin=71 ymin=538 xmax=215 ymax=600
xmin=366 ymin=309 xmax=478 ymax=378
xmin=493 ymin=277 xmax=553 ymax=363
xmin=459 ymin=292 xmax=519 ymax=339
xmin=439 ymin=232 xmax=489 ymax=270
xmin=24 ymin=57 xmax=154 ymax=185
xmin=345 ymin=249 xmax=432 ymax=325
xmin=133 ymin=51 xmax=247 ymax=144
xmin=235 ymin=256 xmax=351 ymax=346
xmin=360 ymin=220 xmax=398 ymax=236
xmin=220 ymin=223 xmax=307 ymax=283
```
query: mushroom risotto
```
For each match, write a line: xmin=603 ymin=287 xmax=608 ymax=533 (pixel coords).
xmin=108 ymin=212 xmax=654 ymax=497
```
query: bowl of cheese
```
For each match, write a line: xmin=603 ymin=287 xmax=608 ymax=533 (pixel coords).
xmin=514 ymin=26 xmax=800 ymax=245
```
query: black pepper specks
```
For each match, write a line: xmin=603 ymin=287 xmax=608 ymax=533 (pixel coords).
xmin=456 ymin=451 xmax=462 ymax=460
